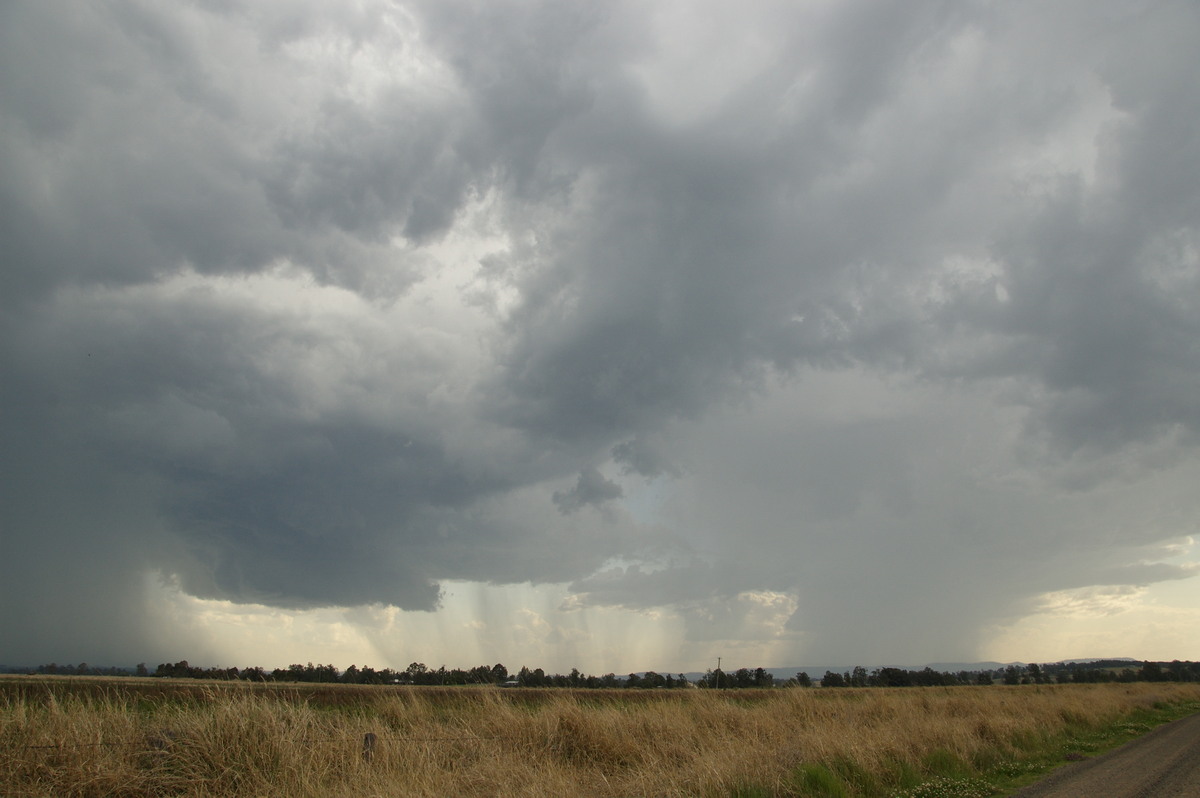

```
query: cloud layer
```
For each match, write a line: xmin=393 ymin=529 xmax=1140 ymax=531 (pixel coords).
xmin=2 ymin=0 xmax=1198 ymax=668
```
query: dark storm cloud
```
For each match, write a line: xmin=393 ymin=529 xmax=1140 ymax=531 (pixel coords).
xmin=0 ymin=1 xmax=479 ymax=303
xmin=2 ymin=0 xmax=1199 ymax=666
xmin=552 ymin=467 xmax=623 ymax=514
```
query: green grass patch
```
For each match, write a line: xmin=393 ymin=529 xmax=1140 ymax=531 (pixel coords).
xmin=790 ymin=762 xmax=849 ymax=797
xmin=882 ymin=755 xmax=925 ymax=792
xmin=922 ymin=748 xmax=973 ymax=780
xmin=829 ymin=756 xmax=881 ymax=794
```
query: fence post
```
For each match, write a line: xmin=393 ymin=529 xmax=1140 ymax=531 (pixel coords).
xmin=362 ymin=732 xmax=377 ymax=763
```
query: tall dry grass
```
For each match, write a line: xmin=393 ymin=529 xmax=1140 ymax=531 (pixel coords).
xmin=2 ymin=679 xmax=1198 ymax=797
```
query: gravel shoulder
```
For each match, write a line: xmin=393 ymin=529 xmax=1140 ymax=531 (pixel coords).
xmin=1008 ymin=712 xmax=1200 ymax=797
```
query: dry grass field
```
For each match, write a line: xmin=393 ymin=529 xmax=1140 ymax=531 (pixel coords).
xmin=3 ymin=677 xmax=1199 ymax=797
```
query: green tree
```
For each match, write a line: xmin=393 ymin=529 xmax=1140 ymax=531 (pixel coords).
xmin=875 ymin=667 xmax=911 ymax=687
xmin=821 ymin=671 xmax=846 ymax=687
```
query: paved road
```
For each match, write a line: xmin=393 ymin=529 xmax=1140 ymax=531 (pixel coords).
xmin=1009 ymin=713 xmax=1200 ymax=797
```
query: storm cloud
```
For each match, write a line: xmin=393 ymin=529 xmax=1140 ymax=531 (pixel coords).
xmin=1 ymin=0 xmax=1198 ymax=669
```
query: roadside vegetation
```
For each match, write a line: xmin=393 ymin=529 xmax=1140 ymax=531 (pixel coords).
xmin=3 ymin=678 xmax=1199 ymax=797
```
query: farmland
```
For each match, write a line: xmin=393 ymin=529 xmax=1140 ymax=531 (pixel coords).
xmin=3 ymin=677 xmax=1199 ymax=797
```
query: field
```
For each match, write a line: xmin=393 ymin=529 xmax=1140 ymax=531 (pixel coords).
xmin=3 ymin=678 xmax=1199 ymax=797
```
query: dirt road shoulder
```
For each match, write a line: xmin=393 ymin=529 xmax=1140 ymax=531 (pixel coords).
xmin=1009 ymin=712 xmax=1200 ymax=797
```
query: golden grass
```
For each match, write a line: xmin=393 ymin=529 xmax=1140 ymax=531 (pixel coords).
xmin=2 ymin=678 xmax=1198 ymax=797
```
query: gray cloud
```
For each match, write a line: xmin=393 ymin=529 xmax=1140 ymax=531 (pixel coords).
xmin=2 ymin=0 xmax=1199 ymax=667
xmin=553 ymin=467 xmax=624 ymax=515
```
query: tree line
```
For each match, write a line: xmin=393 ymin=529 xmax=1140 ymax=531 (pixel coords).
xmin=13 ymin=659 xmax=1200 ymax=688
xmin=814 ymin=660 xmax=1200 ymax=688
xmin=19 ymin=660 xmax=696 ymax=689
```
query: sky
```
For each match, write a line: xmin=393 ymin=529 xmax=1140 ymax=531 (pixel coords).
xmin=2 ymin=0 xmax=1199 ymax=675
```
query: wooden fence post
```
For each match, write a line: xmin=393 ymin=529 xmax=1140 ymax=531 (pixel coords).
xmin=362 ymin=732 xmax=377 ymax=763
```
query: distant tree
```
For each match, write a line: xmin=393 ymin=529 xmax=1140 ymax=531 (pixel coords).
xmin=490 ymin=663 xmax=508 ymax=683
xmin=642 ymin=671 xmax=666 ymax=688
xmin=155 ymin=660 xmax=192 ymax=678
xmin=135 ymin=663 xmax=148 ymax=677
xmin=1140 ymin=661 xmax=1165 ymax=682
xmin=1168 ymin=660 xmax=1198 ymax=682
xmin=914 ymin=667 xmax=947 ymax=687
xmin=874 ymin=667 xmax=911 ymax=687
xmin=795 ymin=672 xmax=813 ymax=688
xmin=241 ymin=666 xmax=267 ymax=682
xmin=821 ymin=671 xmax=846 ymax=687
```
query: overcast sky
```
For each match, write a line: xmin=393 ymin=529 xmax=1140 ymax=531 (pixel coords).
xmin=2 ymin=0 xmax=1199 ymax=674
